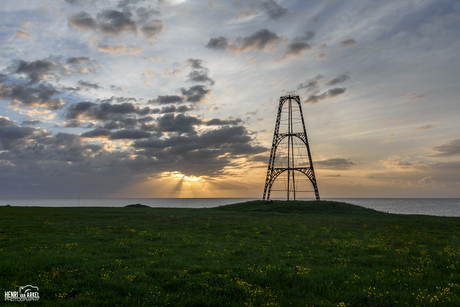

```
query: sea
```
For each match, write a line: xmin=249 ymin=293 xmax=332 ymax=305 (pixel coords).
xmin=1 ymin=198 xmax=460 ymax=217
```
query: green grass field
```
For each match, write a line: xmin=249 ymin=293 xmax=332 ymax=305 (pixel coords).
xmin=1 ymin=200 xmax=459 ymax=306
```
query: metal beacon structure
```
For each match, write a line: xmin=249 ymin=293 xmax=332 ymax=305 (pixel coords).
xmin=262 ymin=95 xmax=320 ymax=201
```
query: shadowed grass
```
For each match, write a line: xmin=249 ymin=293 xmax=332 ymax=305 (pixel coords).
xmin=0 ymin=200 xmax=459 ymax=306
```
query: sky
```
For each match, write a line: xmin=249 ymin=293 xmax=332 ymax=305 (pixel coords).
xmin=0 ymin=0 xmax=459 ymax=199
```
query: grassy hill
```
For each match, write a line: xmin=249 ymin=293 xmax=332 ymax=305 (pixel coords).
xmin=1 ymin=200 xmax=459 ymax=306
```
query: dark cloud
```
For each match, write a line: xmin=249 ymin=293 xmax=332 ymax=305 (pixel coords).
xmin=0 ymin=125 xmax=38 ymax=150
xmin=180 ymin=85 xmax=210 ymax=103
xmin=238 ymin=29 xmax=282 ymax=52
xmin=0 ymin=116 xmax=14 ymax=127
xmin=0 ymin=119 xmax=266 ymax=197
xmin=133 ymin=125 xmax=266 ymax=175
xmin=97 ymin=10 xmax=137 ymax=36
xmin=260 ymin=0 xmax=289 ymax=20
xmin=340 ymin=39 xmax=357 ymax=47
xmin=430 ymin=139 xmax=460 ymax=157
xmin=0 ymin=74 xmax=8 ymax=83
xmin=276 ymin=31 xmax=315 ymax=61
xmin=325 ymin=74 xmax=350 ymax=86
xmin=185 ymin=58 xmax=215 ymax=85
xmin=22 ymin=119 xmax=42 ymax=126
xmin=99 ymin=116 xmax=153 ymax=130
xmin=140 ymin=20 xmax=163 ymax=40
xmin=65 ymin=101 xmax=149 ymax=120
xmin=80 ymin=128 xmax=112 ymax=138
xmin=153 ymin=113 xmax=201 ymax=133
xmin=205 ymin=118 xmax=243 ymax=126
xmin=135 ymin=7 xmax=161 ymax=22
xmin=297 ymin=74 xmax=324 ymax=92
xmin=238 ymin=0 xmax=289 ymax=20
xmin=186 ymin=59 xmax=205 ymax=70
xmin=110 ymin=129 xmax=151 ymax=140
xmin=68 ymin=9 xmax=163 ymax=40
xmin=118 ymin=0 xmax=143 ymax=8
xmin=68 ymin=11 xmax=98 ymax=31
xmin=187 ymin=71 xmax=215 ymax=85
xmin=151 ymin=105 xmax=193 ymax=114
xmin=66 ymin=57 xmax=94 ymax=65
xmin=205 ymin=36 xmax=229 ymax=51
xmin=305 ymin=87 xmax=346 ymax=104
xmin=63 ymin=119 xmax=87 ymax=128
xmin=285 ymin=41 xmax=311 ymax=56
xmin=149 ymin=95 xmax=183 ymax=104
xmin=14 ymin=59 xmax=58 ymax=83
xmin=206 ymin=29 xmax=282 ymax=53
xmin=0 ymin=83 xmax=64 ymax=110
xmin=64 ymin=0 xmax=83 ymax=5
xmin=99 ymin=96 xmax=138 ymax=104
xmin=78 ymin=80 xmax=102 ymax=90
xmin=315 ymin=158 xmax=356 ymax=170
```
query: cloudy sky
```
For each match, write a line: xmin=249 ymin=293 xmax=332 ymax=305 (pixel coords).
xmin=1 ymin=0 xmax=459 ymax=199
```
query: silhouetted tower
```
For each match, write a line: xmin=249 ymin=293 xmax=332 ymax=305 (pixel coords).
xmin=263 ymin=95 xmax=320 ymax=201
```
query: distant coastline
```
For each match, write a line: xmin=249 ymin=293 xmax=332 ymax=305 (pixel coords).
xmin=1 ymin=198 xmax=459 ymax=217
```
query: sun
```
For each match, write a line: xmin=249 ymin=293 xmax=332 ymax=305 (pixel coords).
xmin=157 ymin=171 xmax=212 ymax=197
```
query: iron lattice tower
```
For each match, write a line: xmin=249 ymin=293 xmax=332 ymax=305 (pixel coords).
xmin=263 ymin=95 xmax=320 ymax=201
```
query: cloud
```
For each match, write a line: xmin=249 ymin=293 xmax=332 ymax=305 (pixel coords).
xmin=15 ymin=30 xmax=33 ymax=40
xmin=0 ymin=83 xmax=64 ymax=110
xmin=206 ymin=29 xmax=282 ymax=53
xmin=71 ymin=10 xmax=136 ymax=36
xmin=80 ymin=128 xmax=112 ymax=138
xmin=430 ymin=139 xmax=460 ymax=157
xmin=205 ymin=36 xmax=229 ymax=51
xmin=68 ymin=11 xmax=98 ymax=31
xmin=315 ymin=158 xmax=356 ymax=170
xmin=186 ymin=58 xmax=205 ymax=70
xmin=21 ymin=119 xmax=42 ymax=126
xmin=0 ymin=124 xmax=41 ymax=150
xmin=140 ymin=20 xmax=163 ymax=40
xmin=132 ymin=125 xmax=266 ymax=176
xmin=151 ymin=105 xmax=193 ymax=114
xmin=316 ymin=53 xmax=327 ymax=61
xmin=238 ymin=0 xmax=289 ymax=21
xmin=0 ymin=116 xmax=14 ymax=127
xmin=152 ymin=113 xmax=201 ymax=133
xmin=63 ymin=119 xmax=87 ymax=128
xmin=340 ymin=39 xmax=356 ymax=47
xmin=180 ymin=85 xmax=210 ymax=103
xmin=68 ymin=9 xmax=164 ymax=40
xmin=297 ymin=74 xmax=324 ymax=92
xmin=78 ymin=80 xmax=102 ymax=90
xmin=95 ymin=43 xmax=143 ymax=54
xmin=238 ymin=29 xmax=282 ymax=52
xmin=325 ymin=74 xmax=350 ymax=86
xmin=65 ymin=101 xmax=150 ymax=120
xmin=415 ymin=124 xmax=434 ymax=130
xmin=383 ymin=159 xmax=427 ymax=171
xmin=109 ymin=129 xmax=151 ymax=139
xmin=205 ymin=118 xmax=243 ymax=126
xmin=275 ymin=31 xmax=314 ymax=62
xmin=149 ymin=95 xmax=183 ymax=104
xmin=185 ymin=58 xmax=215 ymax=85
xmin=66 ymin=57 xmax=96 ymax=65
xmin=305 ymin=87 xmax=346 ymax=104
xmin=164 ymin=68 xmax=182 ymax=77
xmin=14 ymin=59 xmax=58 ymax=83
xmin=187 ymin=70 xmax=215 ymax=86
